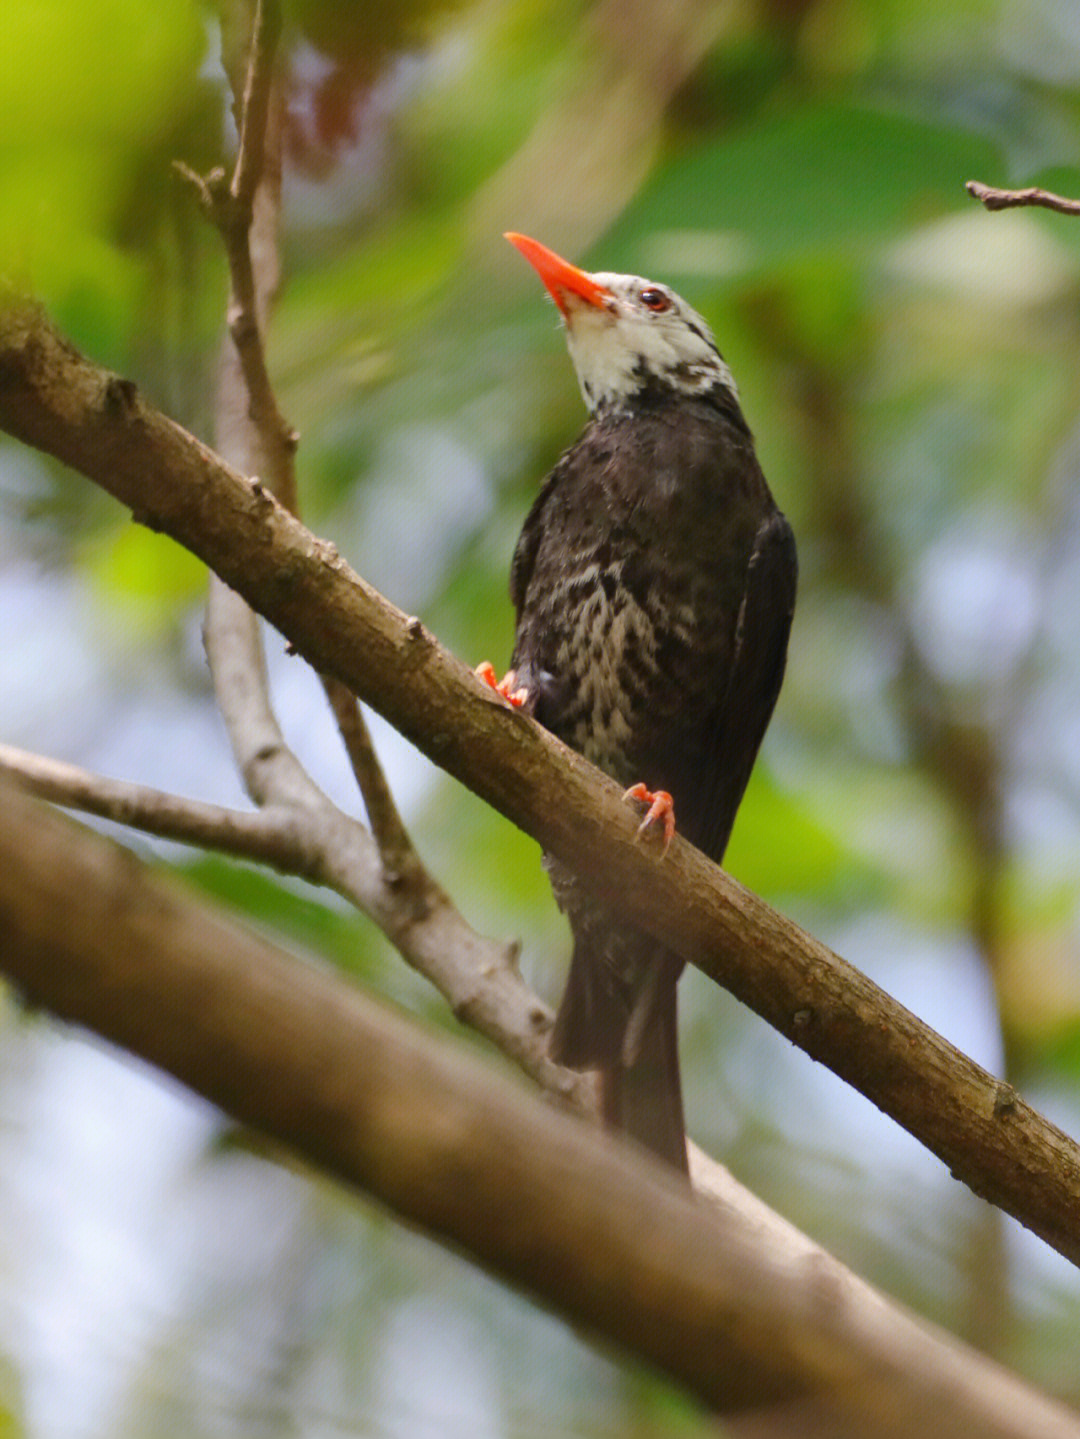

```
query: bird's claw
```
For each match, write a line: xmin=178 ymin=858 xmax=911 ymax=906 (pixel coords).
xmin=623 ymin=783 xmax=676 ymax=855
xmin=476 ymin=661 xmax=528 ymax=709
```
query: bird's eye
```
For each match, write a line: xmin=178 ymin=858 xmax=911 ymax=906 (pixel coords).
xmin=639 ymin=287 xmax=671 ymax=312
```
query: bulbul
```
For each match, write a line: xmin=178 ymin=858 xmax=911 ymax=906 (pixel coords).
xmin=490 ymin=233 xmax=797 ymax=1173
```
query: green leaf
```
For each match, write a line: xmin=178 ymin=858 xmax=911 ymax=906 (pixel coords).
xmin=602 ymin=104 xmax=1004 ymax=277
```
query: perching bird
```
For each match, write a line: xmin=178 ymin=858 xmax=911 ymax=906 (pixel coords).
xmin=489 ymin=233 xmax=797 ymax=1173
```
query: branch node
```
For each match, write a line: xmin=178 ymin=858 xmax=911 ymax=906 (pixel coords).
xmin=130 ymin=506 xmax=164 ymax=534
xmin=528 ymin=1004 xmax=551 ymax=1034
xmin=174 ymin=161 xmax=233 ymax=223
xmin=993 ymin=1082 xmax=1018 ymax=1118
xmin=103 ymin=375 xmax=138 ymax=414
xmin=172 ymin=159 xmax=214 ymax=210
xmin=227 ymin=304 xmax=259 ymax=348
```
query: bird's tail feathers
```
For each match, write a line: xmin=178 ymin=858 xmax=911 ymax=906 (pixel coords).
xmin=548 ymin=940 xmax=624 ymax=1069
xmin=550 ymin=943 xmax=687 ymax=1173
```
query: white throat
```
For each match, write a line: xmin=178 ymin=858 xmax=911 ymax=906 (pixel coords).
xmin=562 ymin=274 xmax=738 ymax=415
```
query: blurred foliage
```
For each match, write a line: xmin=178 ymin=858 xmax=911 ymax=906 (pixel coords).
xmin=5 ymin=0 xmax=1080 ymax=1434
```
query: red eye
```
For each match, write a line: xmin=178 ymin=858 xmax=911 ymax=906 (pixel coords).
xmin=639 ymin=287 xmax=671 ymax=312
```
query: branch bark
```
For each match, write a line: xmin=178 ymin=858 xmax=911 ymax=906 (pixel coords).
xmin=2 ymin=776 xmax=1078 ymax=1439
xmin=1 ymin=299 xmax=1079 ymax=1267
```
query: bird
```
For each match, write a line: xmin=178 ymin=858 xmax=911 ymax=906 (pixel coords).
xmin=486 ymin=232 xmax=797 ymax=1173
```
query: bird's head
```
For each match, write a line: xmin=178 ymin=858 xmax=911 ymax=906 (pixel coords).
xmin=505 ymin=232 xmax=737 ymax=417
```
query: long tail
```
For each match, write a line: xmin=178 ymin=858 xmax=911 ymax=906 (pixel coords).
xmin=600 ymin=979 xmax=687 ymax=1173
xmin=550 ymin=943 xmax=687 ymax=1174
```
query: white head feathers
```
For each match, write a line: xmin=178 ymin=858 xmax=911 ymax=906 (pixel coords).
xmin=504 ymin=233 xmax=737 ymax=416
xmin=562 ymin=272 xmax=738 ymax=415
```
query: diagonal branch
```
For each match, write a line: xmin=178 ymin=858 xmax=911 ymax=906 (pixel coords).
xmin=0 ymin=726 xmax=575 ymax=1102
xmin=319 ymin=674 xmax=422 ymax=882
xmin=1 ymin=300 xmax=1079 ymax=1266
xmin=2 ymin=777 xmax=1079 ymax=1439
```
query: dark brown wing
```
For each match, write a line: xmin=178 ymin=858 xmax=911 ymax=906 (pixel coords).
xmin=509 ymin=455 xmax=567 ymax=613
xmin=673 ymin=509 xmax=797 ymax=863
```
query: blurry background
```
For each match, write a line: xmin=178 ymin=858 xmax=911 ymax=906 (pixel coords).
xmin=4 ymin=0 xmax=1080 ymax=1432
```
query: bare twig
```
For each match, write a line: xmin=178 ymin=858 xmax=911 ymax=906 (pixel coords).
xmin=204 ymin=573 xmax=322 ymax=809
xmin=178 ymin=0 xmax=295 ymax=505
xmin=3 ymin=778 xmax=1080 ymax=1439
xmin=0 ymin=743 xmax=318 ymax=874
xmin=231 ymin=0 xmax=282 ymax=213
xmin=318 ymin=675 xmax=422 ymax=881
xmin=966 ymin=179 xmax=1080 ymax=215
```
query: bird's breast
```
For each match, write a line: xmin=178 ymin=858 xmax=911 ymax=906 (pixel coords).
xmin=522 ymin=547 xmax=713 ymax=781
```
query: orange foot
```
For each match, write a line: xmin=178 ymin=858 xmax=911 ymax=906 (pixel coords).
xmin=623 ymin=783 xmax=676 ymax=854
xmin=476 ymin=661 xmax=528 ymax=708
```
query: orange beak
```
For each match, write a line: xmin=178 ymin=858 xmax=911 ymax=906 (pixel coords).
xmin=504 ymin=232 xmax=611 ymax=316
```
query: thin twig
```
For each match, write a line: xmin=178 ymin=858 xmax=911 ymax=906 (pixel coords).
xmin=0 ymin=743 xmax=318 ymax=875
xmin=966 ymin=179 xmax=1080 ymax=215
xmin=181 ymin=7 xmax=583 ymax=1105
xmin=231 ymin=0 xmax=282 ymax=212
xmin=175 ymin=7 xmax=573 ymax=1104
xmin=319 ymin=675 xmax=422 ymax=883
xmin=203 ymin=576 xmax=324 ymax=810
xmin=181 ymin=0 xmax=295 ymax=504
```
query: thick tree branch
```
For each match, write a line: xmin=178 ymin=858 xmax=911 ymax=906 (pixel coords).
xmin=1 ymin=778 xmax=1078 ymax=1439
xmin=1 ymin=303 xmax=1079 ymax=1267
